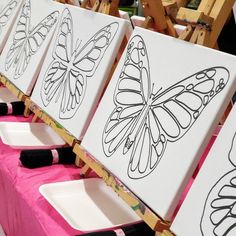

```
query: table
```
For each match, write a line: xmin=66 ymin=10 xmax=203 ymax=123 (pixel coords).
xmin=0 ymin=114 xmax=90 ymax=236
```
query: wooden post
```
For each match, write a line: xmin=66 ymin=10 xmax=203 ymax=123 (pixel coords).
xmin=140 ymin=0 xmax=177 ymax=36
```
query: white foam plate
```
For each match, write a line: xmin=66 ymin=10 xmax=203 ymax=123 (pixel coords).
xmin=0 ymin=87 xmax=19 ymax=103
xmin=0 ymin=122 xmax=66 ymax=149
xmin=39 ymin=178 xmax=141 ymax=231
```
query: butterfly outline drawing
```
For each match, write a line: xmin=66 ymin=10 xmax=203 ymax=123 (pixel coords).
xmin=200 ymin=131 xmax=236 ymax=236
xmin=40 ymin=8 xmax=119 ymax=120
xmin=102 ymin=34 xmax=229 ymax=180
xmin=5 ymin=0 xmax=59 ymax=79
xmin=0 ymin=0 xmax=18 ymax=35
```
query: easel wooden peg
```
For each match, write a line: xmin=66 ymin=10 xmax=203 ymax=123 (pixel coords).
xmin=31 ymin=108 xmax=43 ymax=123
xmin=74 ymin=144 xmax=94 ymax=176
xmin=140 ymin=0 xmax=177 ymax=37
xmin=162 ymin=0 xmax=179 ymax=20
xmin=55 ymin=0 xmax=80 ymax=6
xmin=97 ymin=0 xmax=113 ymax=15
xmin=141 ymin=15 xmax=154 ymax=29
xmin=80 ymin=162 xmax=92 ymax=177
xmin=75 ymin=156 xmax=85 ymax=168
xmin=178 ymin=24 xmax=193 ymax=41
xmin=81 ymin=0 xmax=119 ymax=16
xmin=80 ymin=0 xmax=90 ymax=8
xmin=96 ymin=0 xmax=119 ymax=16
xmin=23 ymin=98 xmax=32 ymax=117
xmin=91 ymin=0 xmax=101 ymax=12
xmin=140 ymin=0 xmax=167 ymax=31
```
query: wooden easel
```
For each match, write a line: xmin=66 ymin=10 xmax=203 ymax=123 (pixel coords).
xmin=139 ymin=0 xmax=178 ymax=37
xmin=81 ymin=0 xmax=120 ymax=16
xmin=177 ymin=0 xmax=236 ymax=48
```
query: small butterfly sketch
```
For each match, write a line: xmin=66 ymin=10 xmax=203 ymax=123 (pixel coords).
xmin=102 ymin=35 xmax=229 ymax=180
xmin=40 ymin=8 xmax=119 ymax=120
xmin=5 ymin=0 xmax=59 ymax=79
xmin=201 ymin=132 xmax=236 ymax=236
xmin=0 ymin=0 xmax=18 ymax=35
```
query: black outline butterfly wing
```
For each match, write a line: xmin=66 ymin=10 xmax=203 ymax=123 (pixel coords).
xmin=102 ymin=35 xmax=166 ymax=179
xmin=5 ymin=0 xmax=59 ymax=79
xmin=102 ymin=35 xmax=152 ymax=156
xmin=103 ymin=34 xmax=229 ymax=179
xmin=41 ymin=7 xmax=119 ymax=119
xmin=40 ymin=8 xmax=74 ymax=115
xmin=0 ymin=0 xmax=18 ymax=28
xmin=200 ymin=133 xmax=236 ymax=236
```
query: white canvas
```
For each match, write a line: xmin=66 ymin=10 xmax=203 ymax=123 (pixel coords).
xmin=81 ymin=27 xmax=236 ymax=220
xmin=0 ymin=0 xmax=23 ymax=53
xmin=31 ymin=5 xmax=130 ymax=140
xmin=0 ymin=0 xmax=64 ymax=95
xmin=171 ymin=104 xmax=236 ymax=236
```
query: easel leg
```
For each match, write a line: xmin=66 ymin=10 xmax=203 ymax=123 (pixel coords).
xmin=31 ymin=110 xmax=41 ymax=123
xmin=80 ymin=164 xmax=92 ymax=177
xmin=23 ymin=106 xmax=31 ymax=117
xmin=75 ymin=155 xmax=85 ymax=167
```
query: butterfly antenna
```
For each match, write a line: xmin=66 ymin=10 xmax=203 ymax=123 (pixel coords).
xmin=150 ymin=83 xmax=160 ymax=96
xmin=151 ymin=83 xmax=155 ymax=94
xmin=154 ymin=86 xmax=162 ymax=97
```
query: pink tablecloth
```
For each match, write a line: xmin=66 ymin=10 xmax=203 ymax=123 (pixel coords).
xmin=0 ymin=115 xmax=90 ymax=236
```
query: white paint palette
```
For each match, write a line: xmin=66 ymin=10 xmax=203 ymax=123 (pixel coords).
xmin=0 ymin=0 xmax=64 ymax=95
xmin=39 ymin=178 xmax=140 ymax=231
xmin=81 ymin=27 xmax=236 ymax=220
xmin=0 ymin=122 xmax=65 ymax=149
xmin=31 ymin=5 xmax=130 ymax=140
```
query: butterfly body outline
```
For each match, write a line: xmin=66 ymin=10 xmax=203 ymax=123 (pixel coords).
xmin=102 ymin=34 xmax=229 ymax=179
xmin=40 ymin=8 xmax=119 ymax=119
xmin=5 ymin=0 xmax=59 ymax=79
